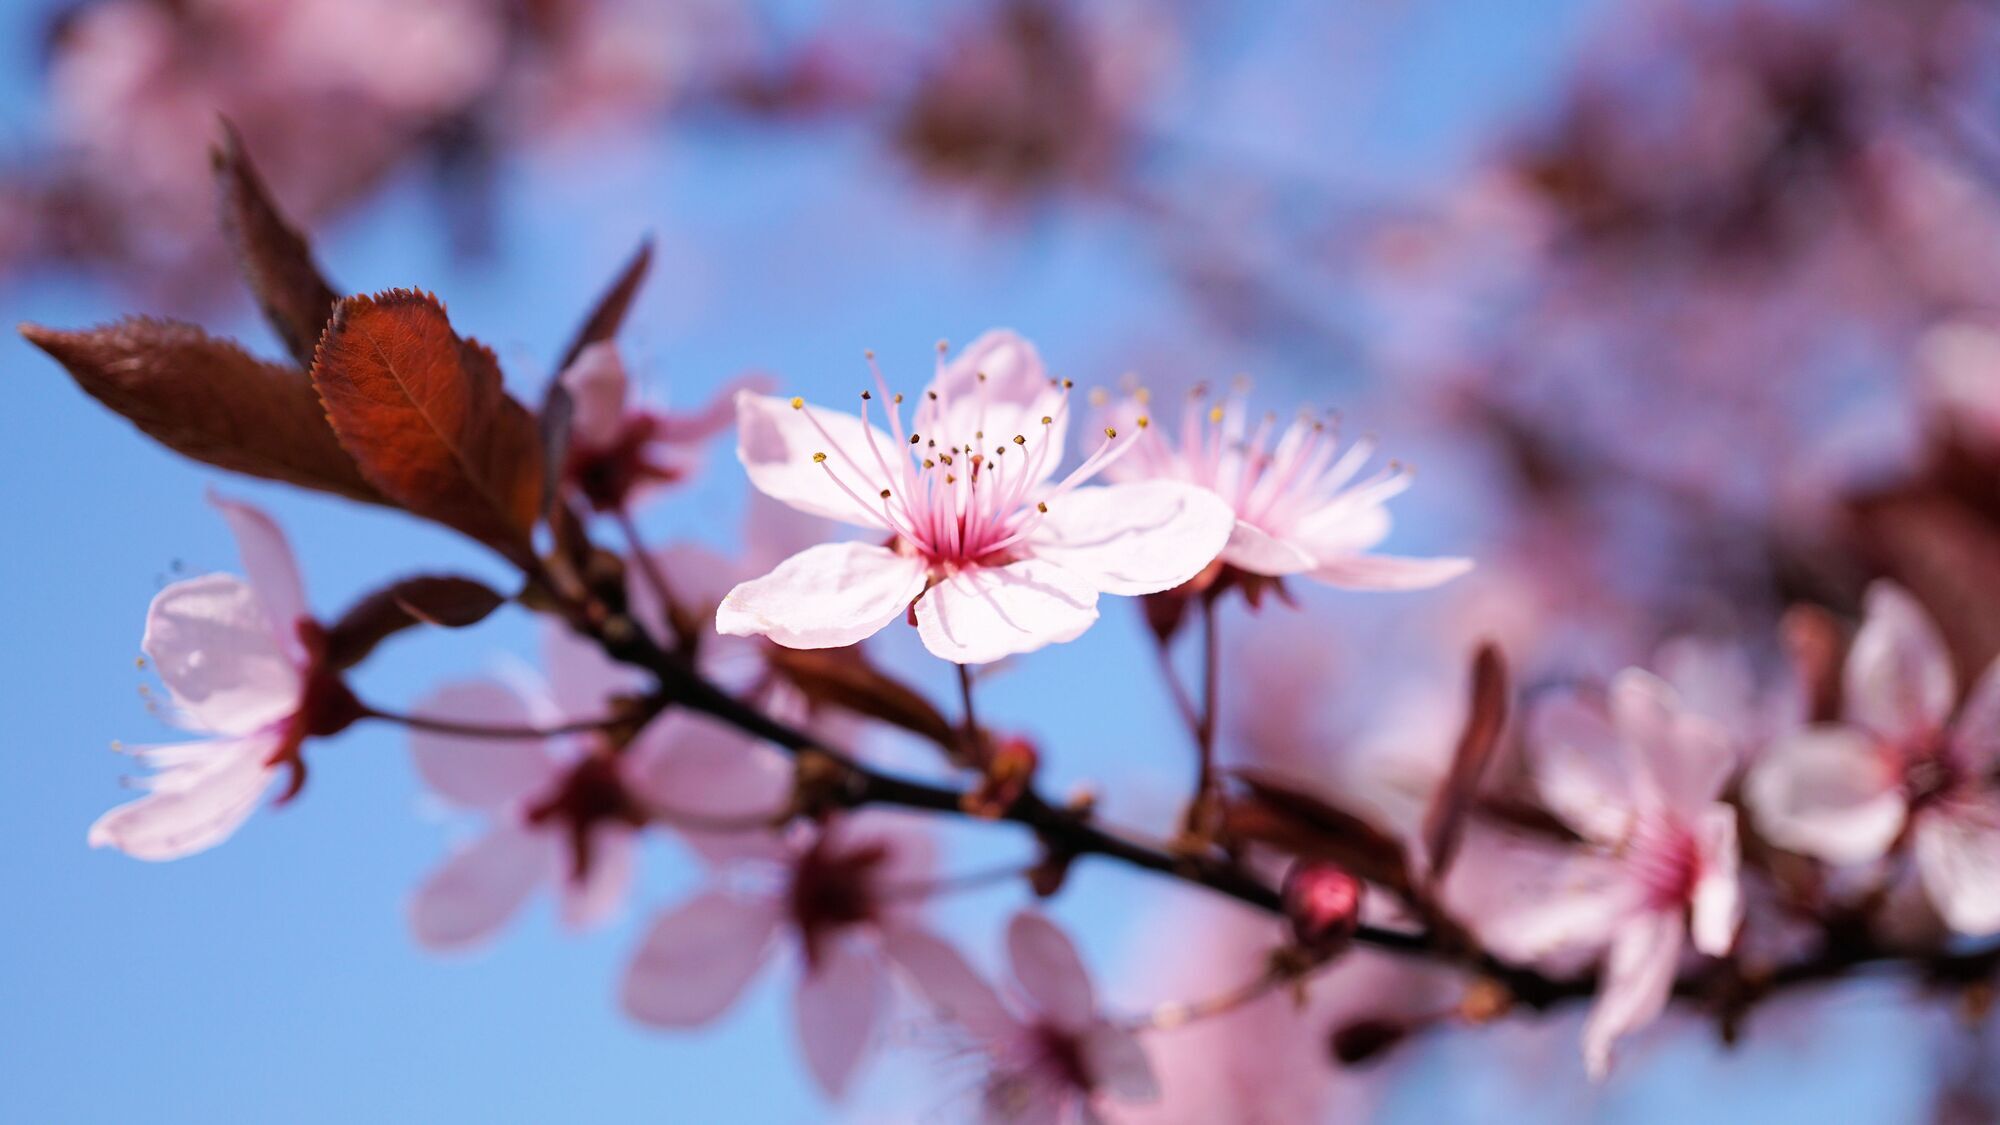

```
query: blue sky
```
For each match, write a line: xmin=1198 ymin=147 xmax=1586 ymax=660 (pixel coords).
xmin=0 ymin=1 xmax=1945 ymax=1121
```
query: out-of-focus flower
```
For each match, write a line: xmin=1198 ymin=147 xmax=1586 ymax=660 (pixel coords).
xmin=1748 ymin=582 xmax=2000 ymax=935
xmin=890 ymin=910 xmax=1160 ymax=1123
xmin=557 ymin=341 xmax=766 ymax=511
xmin=405 ymin=624 xmax=783 ymax=950
xmin=1455 ymin=670 xmax=1740 ymax=1078
xmin=719 ymin=330 xmax=1234 ymax=663
xmin=621 ymin=811 xmax=940 ymax=1098
xmin=1101 ymin=386 xmax=1470 ymax=591
xmin=91 ymin=496 xmax=360 ymax=859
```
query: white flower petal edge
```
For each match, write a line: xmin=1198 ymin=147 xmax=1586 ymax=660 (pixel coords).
xmin=717 ymin=542 xmax=930 ymax=650
xmin=1026 ymin=480 xmax=1235 ymax=596
xmin=913 ymin=559 xmax=1101 ymax=665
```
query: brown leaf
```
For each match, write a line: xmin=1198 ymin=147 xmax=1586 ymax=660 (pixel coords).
xmin=212 ymin=121 xmax=339 ymax=370
xmin=1224 ymin=768 xmax=1412 ymax=893
xmin=21 ymin=317 xmax=382 ymax=503
xmin=764 ymin=644 xmax=959 ymax=750
xmin=311 ymin=290 xmax=545 ymax=564
xmin=1421 ymin=642 xmax=1509 ymax=884
xmin=556 ymin=236 xmax=653 ymax=374
xmin=323 ymin=574 xmax=506 ymax=670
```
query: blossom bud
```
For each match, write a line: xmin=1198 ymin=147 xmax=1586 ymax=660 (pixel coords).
xmin=1282 ymin=860 xmax=1361 ymax=956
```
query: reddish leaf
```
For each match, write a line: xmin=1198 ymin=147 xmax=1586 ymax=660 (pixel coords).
xmin=20 ymin=317 xmax=382 ymax=503
xmin=323 ymin=574 xmax=506 ymax=670
xmin=764 ymin=644 xmax=958 ymax=751
xmin=1224 ymin=768 xmax=1413 ymax=893
xmin=311 ymin=290 xmax=545 ymax=564
xmin=1421 ymin=642 xmax=1509 ymax=883
xmin=212 ymin=122 xmax=340 ymax=370
xmin=555 ymin=237 xmax=653 ymax=374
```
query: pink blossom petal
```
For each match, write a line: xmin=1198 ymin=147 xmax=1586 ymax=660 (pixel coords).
xmin=1610 ymin=669 xmax=1733 ymax=817
xmin=1529 ymin=693 xmax=1636 ymax=844
xmin=1079 ymin=1023 xmax=1160 ymax=1102
xmin=143 ymin=574 xmax=304 ymax=735
xmin=718 ymin=542 xmax=929 ymax=650
xmin=1448 ymin=838 xmax=1637 ymax=962
xmin=1218 ymin=519 xmax=1318 ymax=576
xmin=408 ymin=825 xmax=555 ymax=950
xmin=1745 ymin=727 xmax=1905 ymax=865
xmin=913 ymin=559 xmax=1100 ymax=665
xmin=1689 ymin=805 xmax=1742 ymax=957
xmin=408 ymin=679 xmax=555 ymax=809
xmin=653 ymin=372 xmax=774 ymax=446
xmin=622 ymin=888 xmax=782 ymax=1026
xmin=1290 ymin=497 xmax=1391 ymax=558
xmin=1914 ymin=798 xmax=2000 ymax=936
xmin=1847 ymin=582 xmax=1955 ymax=743
xmin=883 ymin=927 xmax=1018 ymax=1043
xmin=558 ymin=341 xmax=630 ymax=450
xmin=1006 ymin=911 xmax=1096 ymax=1033
xmin=87 ymin=735 xmax=277 ymax=861
xmin=632 ymin=543 xmax=741 ymax=631
xmin=1582 ymin=911 xmax=1684 ymax=1080
xmin=542 ymin=618 xmax=647 ymax=723
xmin=736 ymin=391 xmax=897 ymax=529
xmin=795 ymin=938 xmax=890 ymax=1097
xmin=1026 ymin=481 xmax=1234 ymax=595
xmin=1306 ymin=553 xmax=1472 ymax=591
xmin=559 ymin=825 xmax=635 ymax=930
xmin=1952 ymin=658 xmax=2000 ymax=773
xmin=209 ymin=494 xmax=311 ymax=659
xmin=925 ymin=330 xmax=1064 ymax=482
xmin=627 ymin=712 xmax=793 ymax=864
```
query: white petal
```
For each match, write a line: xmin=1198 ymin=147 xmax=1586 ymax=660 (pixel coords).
xmin=542 ymin=618 xmax=647 ymax=724
xmin=1218 ymin=519 xmax=1318 ymax=576
xmin=210 ymin=494 xmax=311 ymax=661
xmin=883 ymin=927 xmax=1017 ymax=1044
xmin=87 ymin=735 xmax=277 ymax=861
xmin=1026 ymin=481 xmax=1234 ymax=595
xmin=795 ymin=939 xmax=890 ymax=1098
xmin=627 ymin=712 xmax=794 ymax=865
xmin=559 ymin=824 xmax=636 ymax=931
xmin=1290 ymin=496 xmax=1392 ymax=558
xmin=717 ymin=542 xmax=929 ymax=650
xmin=924 ymin=330 xmax=1065 ymax=480
xmin=1529 ymin=692 xmax=1636 ymax=843
xmin=1689 ymin=805 xmax=1742 ymax=957
xmin=1079 ymin=1022 xmax=1160 ymax=1102
xmin=1847 ymin=581 xmax=1955 ymax=742
xmin=1307 ymin=553 xmax=1472 ymax=591
xmin=408 ymin=679 xmax=555 ymax=809
xmin=558 ymin=340 xmax=630 ymax=451
xmin=1582 ymin=912 xmax=1684 ymax=1080
xmin=736 ymin=391 xmax=896 ymax=529
xmin=1951 ymin=657 xmax=2000 ymax=773
xmin=408 ymin=825 xmax=555 ymax=950
xmin=914 ymin=559 xmax=1100 ymax=665
xmin=143 ymin=574 xmax=303 ymax=735
xmin=1446 ymin=837 xmax=1638 ymax=962
xmin=1610 ymin=669 xmax=1734 ymax=817
xmin=1745 ymin=727 xmax=1904 ymax=864
xmin=1006 ymin=911 xmax=1096 ymax=1033
xmin=1915 ymin=799 xmax=2000 ymax=936
xmin=622 ymin=889 xmax=782 ymax=1026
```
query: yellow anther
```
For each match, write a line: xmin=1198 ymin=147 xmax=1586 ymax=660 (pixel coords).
xmin=790 ymin=396 xmax=804 ymax=410
xmin=1136 ymin=387 xmax=1152 ymax=404
xmin=1089 ymin=388 xmax=1108 ymax=407
xmin=1013 ymin=434 xmax=1026 ymax=445
xmin=861 ymin=390 xmax=872 ymax=400
xmin=909 ymin=433 xmax=921 ymax=444
xmin=1104 ymin=427 xmax=1118 ymax=439
xmin=894 ymin=393 xmax=904 ymax=404
xmin=879 ymin=489 xmax=892 ymax=499
xmin=1036 ymin=501 xmax=1048 ymax=513
xmin=1041 ymin=415 xmax=1053 ymax=425
xmin=1137 ymin=416 xmax=1151 ymax=429
xmin=1209 ymin=406 xmax=1225 ymax=424
xmin=812 ymin=451 xmax=828 ymax=463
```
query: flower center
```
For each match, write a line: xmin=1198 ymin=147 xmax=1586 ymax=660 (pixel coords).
xmin=787 ymin=836 xmax=891 ymax=970
xmin=1627 ymin=816 xmax=1702 ymax=910
xmin=524 ymin=749 xmax=649 ymax=883
xmin=1901 ymin=732 xmax=1964 ymax=812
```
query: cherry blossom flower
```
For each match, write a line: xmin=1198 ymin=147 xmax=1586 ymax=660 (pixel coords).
xmin=407 ymin=623 xmax=781 ymax=949
xmin=1747 ymin=582 xmax=2000 ymax=935
xmin=621 ymin=811 xmax=942 ymax=1098
xmin=889 ymin=910 xmax=1159 ymax=1123
xmin=1099 ymin=386 xmax=1470 ymax=591
xmin=1453 ymin=669 xmax=1740 ymax=1078
xmin=90 ymin=496 xmax=360 ymax=860
xmin=558 ymin=341 xmax=768 ymax=511
xmin=719 ymin=330 xmax=1235 ymax=664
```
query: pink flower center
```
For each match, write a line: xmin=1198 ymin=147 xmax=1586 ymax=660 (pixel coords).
xmin=524 ymin=749 xmax=649 ymax=883
xmin=1115 ymin=389 xmax=1407 ymax=537
xmin=792 ymin=360 xmax=1132 ymax=572
xmin=1627 ymin=815 xmax=1702 ymax=911
xmin=787 ymin=835 xmax=892 ymax=970
xmin=1898 ymin=730 xmax=1965 ymax=813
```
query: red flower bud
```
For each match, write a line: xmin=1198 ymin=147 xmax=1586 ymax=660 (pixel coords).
xmin=1282 ymin=859 xmax=1361 ymax=956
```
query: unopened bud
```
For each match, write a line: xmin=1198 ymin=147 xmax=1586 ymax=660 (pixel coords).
xmin=1282 ymin=860 xmax=1361 ymax=956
